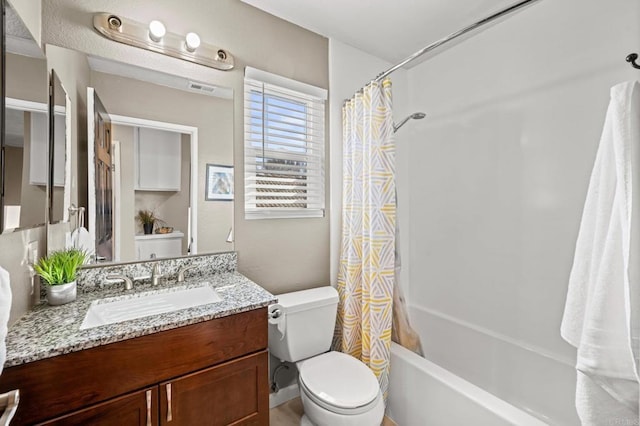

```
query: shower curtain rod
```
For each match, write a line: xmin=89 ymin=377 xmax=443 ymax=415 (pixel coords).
xmin=372 ymin=0 xmax=543 ymax=83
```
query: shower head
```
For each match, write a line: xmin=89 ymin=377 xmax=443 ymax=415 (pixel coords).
xmin=393 ymin=112 xmax=426 ymax=133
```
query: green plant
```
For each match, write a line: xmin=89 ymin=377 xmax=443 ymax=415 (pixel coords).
xmin=34 ymin=248 xmax=87 ymax=286
xmin=136 ymin=209 xmax=157 ymax=226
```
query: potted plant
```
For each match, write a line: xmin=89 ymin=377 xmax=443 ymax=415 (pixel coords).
xmin=34 ymin=248 xmax=86 ymax=305
xmin=136 ymin=209 xmax=157 ymax=235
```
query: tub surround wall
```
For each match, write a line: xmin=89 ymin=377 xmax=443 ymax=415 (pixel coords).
xmin=404 ymin=0 xmax=638 ymax=423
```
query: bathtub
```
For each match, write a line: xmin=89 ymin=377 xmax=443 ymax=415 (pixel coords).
xmin=387 ymin=343 xmax=548 ymax=425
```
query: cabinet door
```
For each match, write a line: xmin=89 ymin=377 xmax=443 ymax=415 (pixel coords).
xmin=40 ymin=387 xmax=157 ymax=426
xmin=159 ymin=351 xmax=268 ymax=426
xmin=135 ymin=127 xmax=181 ymax=191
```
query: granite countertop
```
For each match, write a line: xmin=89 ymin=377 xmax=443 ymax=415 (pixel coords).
xmin=5 ymin=272 xmax=277 ymax=368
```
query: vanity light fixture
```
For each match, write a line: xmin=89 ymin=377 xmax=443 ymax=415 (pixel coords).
xmin=93 ymin=13 xmax=234 ymax=71
xmin=148 ymin=20 xmax=166 ymax=42
xmin=185 ymin=32 xmax=201 ymax=52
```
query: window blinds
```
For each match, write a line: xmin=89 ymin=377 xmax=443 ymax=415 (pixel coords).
xmin=244 ymin=67 xmax=327 ymax=219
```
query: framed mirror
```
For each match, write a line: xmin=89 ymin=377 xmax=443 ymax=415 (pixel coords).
xmin=1 ymin=1 xmax=48 ymax=233
xmin=45 ymin=46 xmax=234 ymax=265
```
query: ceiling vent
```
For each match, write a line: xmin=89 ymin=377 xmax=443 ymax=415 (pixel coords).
xmin=188 ymin=81 xmax=216 ymax=94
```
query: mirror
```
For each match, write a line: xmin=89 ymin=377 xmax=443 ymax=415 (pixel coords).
xmin=47 ymin=46 xmax=234 ymax=264
xmin=48 ymin=71 xmax=70 ymax=224
xmin=1 ymin=1 xmax=48 ymax=232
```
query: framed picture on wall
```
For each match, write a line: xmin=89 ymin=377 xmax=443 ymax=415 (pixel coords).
xmin=205 ymin=164 xmax=234 ymax=201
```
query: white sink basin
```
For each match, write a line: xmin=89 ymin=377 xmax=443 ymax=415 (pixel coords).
xmin=80 ymin=284 xmax=222 ymax=330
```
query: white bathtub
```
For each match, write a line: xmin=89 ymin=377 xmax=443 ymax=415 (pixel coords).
xmin=387 ymin=343 xmax=548 ymax=425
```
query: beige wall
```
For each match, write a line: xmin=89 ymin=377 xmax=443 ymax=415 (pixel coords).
xmin=6 ymin=53 xmax=47 ymax=103
xmin=42 ymin=0 xmax=330 ymax=295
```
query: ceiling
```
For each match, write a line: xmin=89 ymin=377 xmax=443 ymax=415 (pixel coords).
xmin=241 ymin=0 xmax=527 ymax=67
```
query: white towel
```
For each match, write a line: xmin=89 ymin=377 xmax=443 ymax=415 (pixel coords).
xmin=70 ymin=227 xmax=94 ymax=259
xmin=0 ymin=266 xmax=11 ymax=377
xmin=561 ymin=81 xmax=640 ymax=424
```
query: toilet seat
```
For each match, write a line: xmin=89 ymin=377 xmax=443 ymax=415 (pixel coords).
xmin=298 ymin=351 xmax=381 ymax=415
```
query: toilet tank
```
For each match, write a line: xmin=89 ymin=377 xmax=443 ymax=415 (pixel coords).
xmin=269 ymin=286 xmax=339 ymax=363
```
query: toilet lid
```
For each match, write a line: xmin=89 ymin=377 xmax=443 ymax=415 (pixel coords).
xmin=298 ymin=351 xmax=380 ymax=409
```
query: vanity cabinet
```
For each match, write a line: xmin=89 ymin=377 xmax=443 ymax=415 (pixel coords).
xmin=0 ymin=308 xmax=269 ymax=425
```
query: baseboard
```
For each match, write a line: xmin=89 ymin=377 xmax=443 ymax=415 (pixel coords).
xmin=269 ymin=383 xmax=300 ymax=409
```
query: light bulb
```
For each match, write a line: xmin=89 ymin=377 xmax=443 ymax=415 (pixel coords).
xmin=148 ymin=20 xmax=166 ymax=42
xmin=185 ymin=32 xmax=201 ymax=52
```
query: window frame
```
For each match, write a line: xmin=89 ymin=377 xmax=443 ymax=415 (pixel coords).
xmin=244 ymin=67 xmax=327 ymax=220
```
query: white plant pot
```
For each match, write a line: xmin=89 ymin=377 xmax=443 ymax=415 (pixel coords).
xmin=46 ymin=281 xmax=77 ymax=306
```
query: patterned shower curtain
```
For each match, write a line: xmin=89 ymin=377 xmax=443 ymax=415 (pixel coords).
xmin=336 ymin=78 xmax=395 ymax=398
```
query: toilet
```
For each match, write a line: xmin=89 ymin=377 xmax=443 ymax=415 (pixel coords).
xmin=268 ymin=286 xmax=385 ymax=426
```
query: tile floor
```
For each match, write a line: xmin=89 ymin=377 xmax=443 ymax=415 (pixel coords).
xmin=269 ymin=397 xmax=398 ymax=425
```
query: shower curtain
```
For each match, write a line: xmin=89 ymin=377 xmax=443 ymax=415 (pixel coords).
xmin=336 ymin=78 xmax=396 ymax=397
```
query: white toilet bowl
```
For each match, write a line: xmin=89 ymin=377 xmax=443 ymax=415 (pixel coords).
xmin=267 ymin=288 xmax=385 ymax=426
xmin=296 ymin=351 xmax=385 ymax=426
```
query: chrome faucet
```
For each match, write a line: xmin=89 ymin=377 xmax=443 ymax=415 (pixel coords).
xmin=151 ymin=263 xmax=163 ymax=286
xmin=177 ymin=264 xmax=197 ymax=282
xmin=107 ymin=274 xmax=133 ymax=291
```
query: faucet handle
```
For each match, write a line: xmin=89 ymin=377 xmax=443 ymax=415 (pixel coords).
xmin=107 ymin=274 xmax=133 ymax=291
xmin=177 ymin=264 xmax=197 ymax=282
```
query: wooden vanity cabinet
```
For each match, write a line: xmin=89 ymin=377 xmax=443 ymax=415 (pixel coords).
xmin=0 ymin=308 xmax=269 ymax=425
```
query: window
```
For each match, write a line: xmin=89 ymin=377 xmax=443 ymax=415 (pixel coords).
xmin=244 ymin=67 xmax=327 ymax=219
